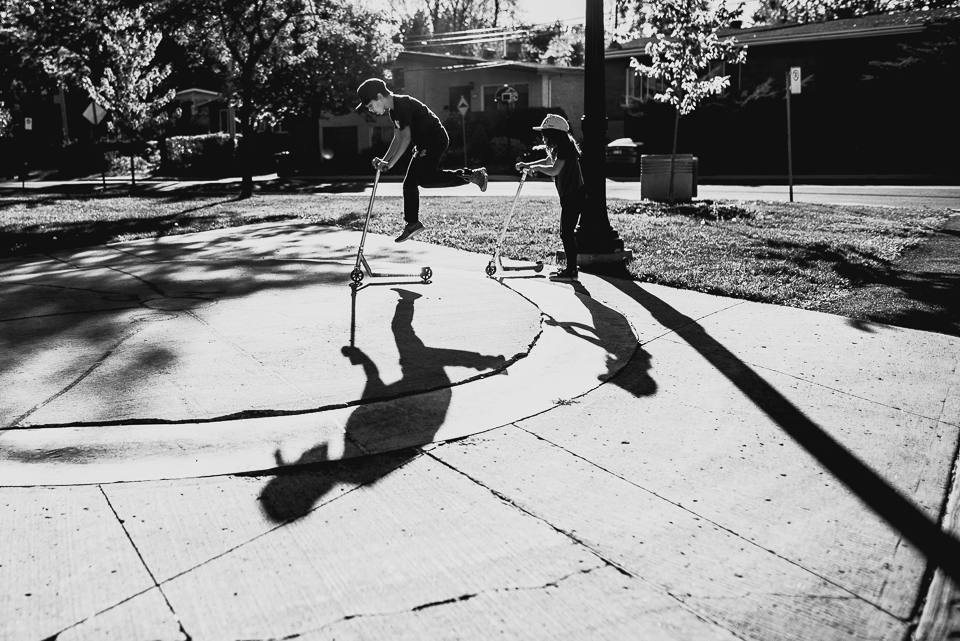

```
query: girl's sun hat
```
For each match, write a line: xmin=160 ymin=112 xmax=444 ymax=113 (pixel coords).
xmin=532 ymin=114 xmax=570 ymax=132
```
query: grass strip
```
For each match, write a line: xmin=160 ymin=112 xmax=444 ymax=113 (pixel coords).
xmin=0 ymin=193 xmax=947 ymax=316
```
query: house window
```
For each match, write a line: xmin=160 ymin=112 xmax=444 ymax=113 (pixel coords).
xmin=630 ymin=72 xmax=669 ymax=104
xmin=482 ymin=83 xmax=529 ymax=112
xmin=370 ymin=126 xmax=393 ymax=146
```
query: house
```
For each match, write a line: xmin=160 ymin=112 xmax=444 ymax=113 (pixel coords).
xmin=313 ymin=50 xmax=585 ymax=172
xmin=605 ymin=8 xmax=960 ymax=179
xmin=172 ymin=88 xmax=232 ymax=135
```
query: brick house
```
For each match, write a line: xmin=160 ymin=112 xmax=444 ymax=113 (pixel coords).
xmin=313 ymin=50 xmax=585 ymax=172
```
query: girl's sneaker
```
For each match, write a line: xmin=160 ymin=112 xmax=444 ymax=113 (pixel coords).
xmin=549 ymin=267 xmax=578 ymax=281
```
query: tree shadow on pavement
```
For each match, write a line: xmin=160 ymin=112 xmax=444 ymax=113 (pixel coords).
xmin=602 ymin=275 xmax=960 ymax=584
xmin=258 ymin=287 xmax=507 ymax=523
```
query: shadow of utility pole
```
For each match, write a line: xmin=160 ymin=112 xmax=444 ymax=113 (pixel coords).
xmin=602 ymin=276 xmax=960 ymax=584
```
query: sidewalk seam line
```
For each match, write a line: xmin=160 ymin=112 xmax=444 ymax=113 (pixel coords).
xmin=424 ymin=444 xmax=751 ymax=641
xmin=96 ymin=485 xmax=194 ymax=641
xmin=509 ymin=422 xmax=908 ymax=622
xmin=152 ymin=453 xmax=423 ymax=587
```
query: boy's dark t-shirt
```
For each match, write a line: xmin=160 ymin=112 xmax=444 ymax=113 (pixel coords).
xmin=389 ymin=95 xmax=446 ymax=147
xmin=554 ymin=146 xmax=584 ymax=198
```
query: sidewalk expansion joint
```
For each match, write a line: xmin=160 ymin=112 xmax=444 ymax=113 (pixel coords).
xmin=51 ymin=486 xmax=196 ymax=641
xmin=423 ymin=446 xmax=751 ymax=640
xmin=510 ymin=422 xmax=908 ymax=621
xmin=157 ymin=455 xmax=424 ymax=587
xmin=636 ymin=300 xmax=746 ymax=348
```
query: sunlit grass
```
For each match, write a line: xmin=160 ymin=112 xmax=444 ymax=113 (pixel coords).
xmin=0 ymin=192 xmax=947 ymax=314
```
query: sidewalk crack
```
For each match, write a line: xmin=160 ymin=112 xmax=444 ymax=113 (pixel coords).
xmin=514 ymin=423 xmax=909 ymax=622
xmin=423 ymin=448 xmax=748 ymax=640
xmin=8 ymin=324 xmax=147 ymax=427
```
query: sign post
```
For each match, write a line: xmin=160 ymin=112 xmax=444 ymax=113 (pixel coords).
xmin=458 ymin=95 xmax=469 ymax=167
xmin=21 ymin=118 xmax=34 ymax=189
xmin=786 ymin=67 xmax=800 ymax=202
xmin=83 ymin=101 xmax=109 ymax=188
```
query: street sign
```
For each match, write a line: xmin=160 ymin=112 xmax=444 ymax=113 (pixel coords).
xmin=790 ymin=67 xmax=801 ymax=94
xmin=24 ymin=117 xmax=32 ymax=131
xmin=457 ymin=95 xmax=469 ymax=116
xmin=83 ymin=101 xmax=108 ymax=125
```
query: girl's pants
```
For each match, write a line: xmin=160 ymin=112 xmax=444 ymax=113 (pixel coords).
xmin=559 ymin=189 xmax=584 ymax=269
xmin=403 ymin=133 xmax=467 ymax=225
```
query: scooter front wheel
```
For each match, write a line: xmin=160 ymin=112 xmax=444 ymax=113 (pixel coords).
xmin=485 ymin=261 xmax=497 ymax=277
xmin=350 ymin=268 xmax=364 ymax=284
xmin=420 ymin=266 xmax=433 ymax=282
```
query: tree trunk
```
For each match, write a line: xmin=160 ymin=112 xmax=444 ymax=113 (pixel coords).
xmin=669 ymin=105 xmax=680 ymax=205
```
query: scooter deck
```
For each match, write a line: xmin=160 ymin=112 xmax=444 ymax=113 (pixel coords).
xmin=349 ymin=169 xmax=433 ymax=287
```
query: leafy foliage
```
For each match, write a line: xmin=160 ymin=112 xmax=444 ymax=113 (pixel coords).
xmin=80 ymin=7 xmax=176 ymax=142
xmin=630 ymin=0 xmax=746 ymax=118
xmin=752 ymin=0 xmax=959 ymax=26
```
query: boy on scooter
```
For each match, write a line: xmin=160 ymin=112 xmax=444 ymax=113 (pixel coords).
xmin=356 ymin=78 xmax=488 ymax=242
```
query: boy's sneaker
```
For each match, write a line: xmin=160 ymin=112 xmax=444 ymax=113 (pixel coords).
xmin=549 ymin=267 xmax=578 ymax=281
xmin=395 ymin=221 xmax=424 ymax=243
xmin=470 ymin=167 xmax=488 ymax=192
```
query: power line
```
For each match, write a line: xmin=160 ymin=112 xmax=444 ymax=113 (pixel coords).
xmin=400 ymin=17 xmax=584 ymax=47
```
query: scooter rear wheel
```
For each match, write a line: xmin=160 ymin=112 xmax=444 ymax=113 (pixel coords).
xmin=420 ymin=266 xmax=433 ymax=282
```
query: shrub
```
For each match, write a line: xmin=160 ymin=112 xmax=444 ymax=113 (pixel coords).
xmin=162 ymin=133 xmax=239 ymax=177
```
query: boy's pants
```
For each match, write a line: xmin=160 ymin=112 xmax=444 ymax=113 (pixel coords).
xmin=403 ymin=133 xmax=467 ymax=225
xmin=559 ymin=189 xmax=584 ymax=269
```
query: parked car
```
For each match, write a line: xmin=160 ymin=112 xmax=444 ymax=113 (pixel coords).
xmin=606 ymin=138 xmax=643 ymax=176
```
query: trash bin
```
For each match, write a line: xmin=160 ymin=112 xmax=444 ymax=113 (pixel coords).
xmin=640 ymin=154 xmax=698 ymax=202
xmin=274 ymin=151 xmax=293 ymax=178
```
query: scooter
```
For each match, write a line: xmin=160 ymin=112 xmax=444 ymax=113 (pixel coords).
xmin=350 ymin=168 xmax=433 ymax=288
xmin=485 ymin=170 xmax=544 ymax=277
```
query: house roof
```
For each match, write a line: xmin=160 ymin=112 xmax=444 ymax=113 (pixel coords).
xmin=605 ymin=7 xmax=959 ymax=59
xmin=396 ymin=50 xmax=584 ymax=75
xmin=174 ymin=88 xmax=222 ymax=107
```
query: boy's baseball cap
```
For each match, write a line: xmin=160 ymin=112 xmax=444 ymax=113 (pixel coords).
xmin=356 ymin=78 xmax=389 ymax=112
xmin=532 ymin=114 xmax=570 ymax=132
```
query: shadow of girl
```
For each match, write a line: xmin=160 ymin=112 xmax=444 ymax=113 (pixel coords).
xmin=259 ymin=287 xmax=506 ymax=523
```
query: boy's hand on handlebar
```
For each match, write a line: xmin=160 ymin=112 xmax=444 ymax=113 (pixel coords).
xmin=372 ymin=157 xmax=389 ymax=170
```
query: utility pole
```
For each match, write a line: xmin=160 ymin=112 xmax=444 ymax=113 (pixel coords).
xmin=576 ymin=0 xmax=627 ymax=266
xmin=576 ymin=0 xmax=630 ymax=266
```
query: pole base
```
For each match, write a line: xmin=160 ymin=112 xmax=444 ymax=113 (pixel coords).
xmin=556 ymin=250 xmax=634 ymax=266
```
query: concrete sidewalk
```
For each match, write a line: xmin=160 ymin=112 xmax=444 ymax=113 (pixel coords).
xmin=2 ymin=221 xmax=960 ymax=640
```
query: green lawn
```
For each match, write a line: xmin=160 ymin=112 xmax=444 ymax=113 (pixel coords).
xmin=0 ymin=192 xmax=948 ymax=320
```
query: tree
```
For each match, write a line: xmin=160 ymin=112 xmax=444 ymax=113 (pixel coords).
xmin=751 ymin=0 xmax=959 ymax=26
xmin=629 ymin=0 xmax=746 ymax=202
xmin=521 ymin=21 xmax=585 ymax=66
xmin=80 ymin=7 xmax=176 ymax=184
xmin=180 ymin=0 xmax=399 ymax=198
